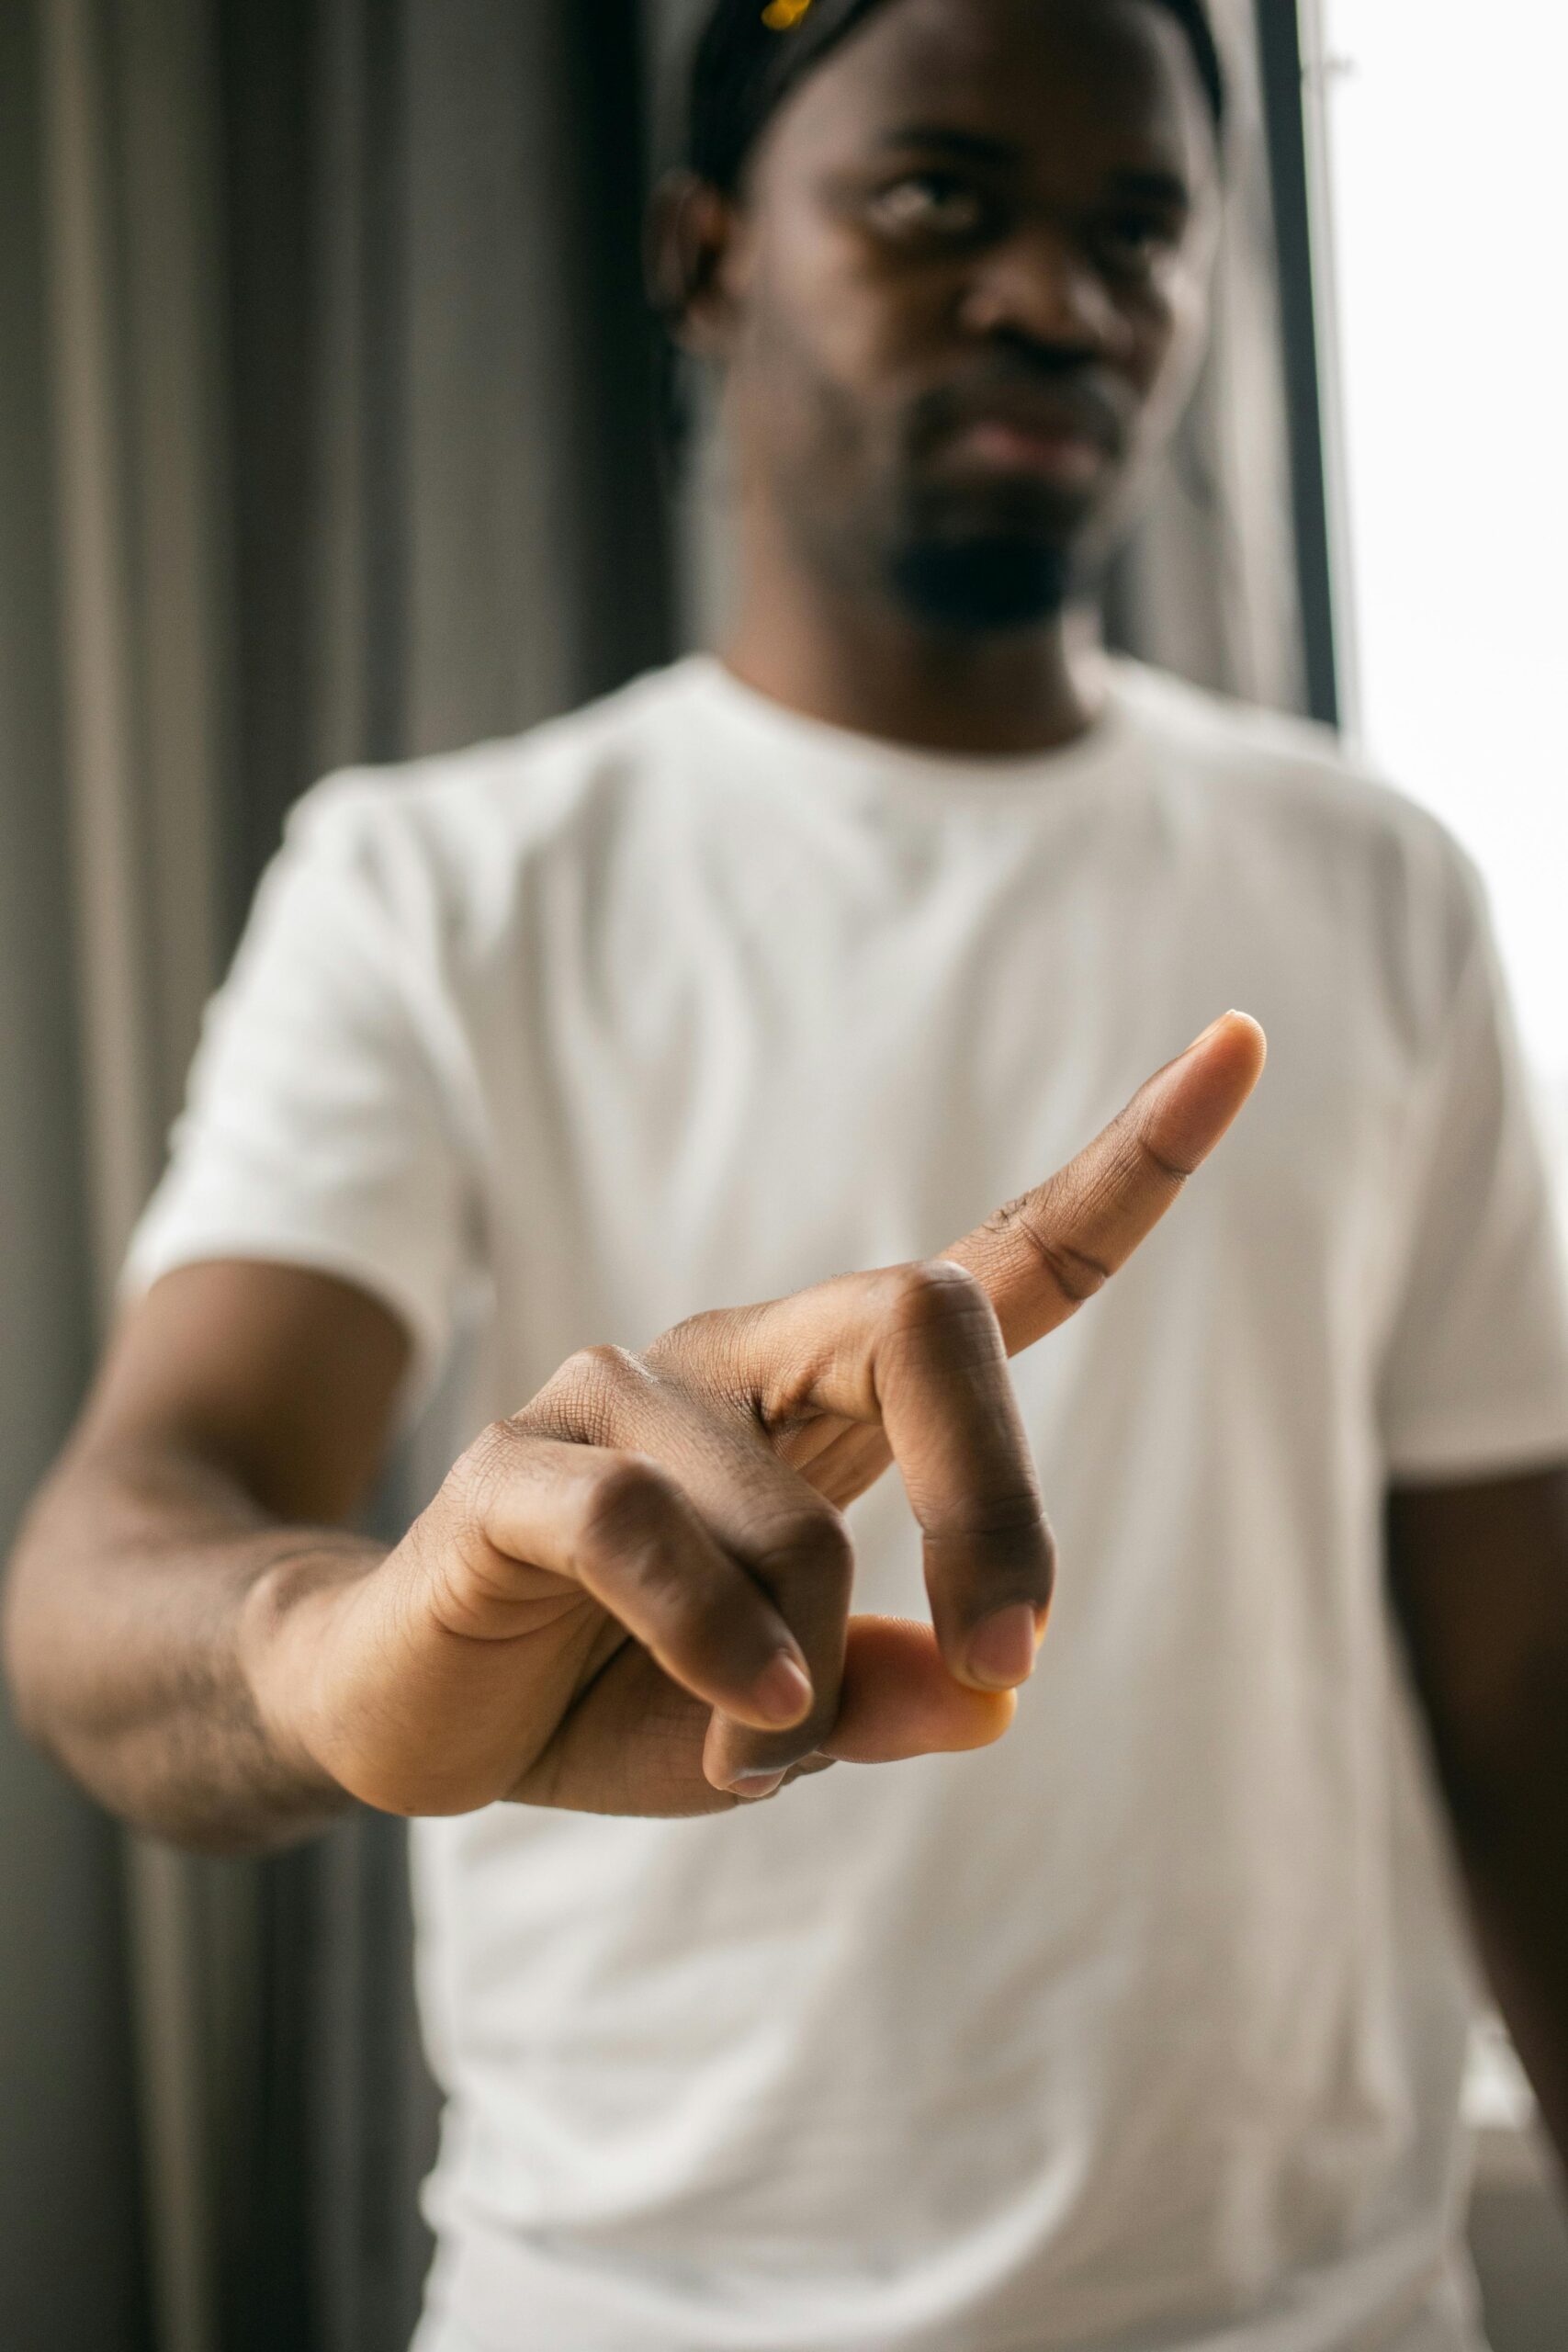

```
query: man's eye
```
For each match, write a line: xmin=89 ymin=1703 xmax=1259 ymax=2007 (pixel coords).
xmin=1097 ymin=213 xmax=1178 ymax=272
xmin=865 ymin=175 xmax=988 ymax=242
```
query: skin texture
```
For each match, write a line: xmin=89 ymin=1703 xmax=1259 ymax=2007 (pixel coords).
xmin=4 ymin=0 xmax=1566 ymax=2190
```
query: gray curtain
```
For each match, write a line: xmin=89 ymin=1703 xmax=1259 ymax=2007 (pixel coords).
xmin=4 ymin=6 xmax=666 ymax=2348
xmin=0 ymin=5 xmax=152 ymax=2345
xmin=0 ymin=6 xmax=1312 ymax=2349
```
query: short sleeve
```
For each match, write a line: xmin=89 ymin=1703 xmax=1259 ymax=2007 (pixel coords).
xmin=1379 ymin=860 xmax=1568 ymax=1483
xmin=121 ymin=778 xmax=474 ymax=1421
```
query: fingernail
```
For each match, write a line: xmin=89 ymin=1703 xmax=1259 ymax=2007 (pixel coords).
xmin=752 ymin=1650 xmax=813 ymax=1727
xmin=1186 ymin=1010 xmax=1240 ymax=1052
xmin=966 ymin=1602 xmax=1042 ymax=1690
xmin=731 ymin=1770 xmax=786 ymax=1801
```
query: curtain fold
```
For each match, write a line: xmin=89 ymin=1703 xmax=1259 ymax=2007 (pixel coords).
xmin=0 ymin=2 xmax=151 ymax=2341
xmin=2 ymin=6 xmax=1301 ymax=2346
xmin=35 ymin=4 xmax=244 ymax=2349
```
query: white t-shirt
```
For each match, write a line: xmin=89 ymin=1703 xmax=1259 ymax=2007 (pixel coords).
xmin=125 ymin=655 xmax=1568 ymax=2352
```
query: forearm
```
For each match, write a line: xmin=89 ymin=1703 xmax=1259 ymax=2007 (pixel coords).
xmin=3 ymin=1437 xmax=381 ymax=1854
xmin=1440 ymin=1736 xmax=1568 ymax=2182
xmin=1385 ymin=1471 xmax=1568 ymax=2188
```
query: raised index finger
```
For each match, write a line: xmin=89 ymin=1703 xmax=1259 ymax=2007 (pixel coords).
xmin=944 ymin=1012 xmax=1266 ymax=1355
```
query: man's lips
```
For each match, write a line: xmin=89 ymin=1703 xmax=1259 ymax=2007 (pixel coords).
xmin=916 ymin=381 xmax=1125 ymax=489
xmin=938 ymin=414 xmax=1110 ymax=486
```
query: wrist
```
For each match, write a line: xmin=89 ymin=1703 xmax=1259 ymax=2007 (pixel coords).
xmin=239 ymin=1537 xmax=383 ymax=1796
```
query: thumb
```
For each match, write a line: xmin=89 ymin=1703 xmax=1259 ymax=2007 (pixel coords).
xmin=821 ymin=1615 xmax=1017 ymax=1762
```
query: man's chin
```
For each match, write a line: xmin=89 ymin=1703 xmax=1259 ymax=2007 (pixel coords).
xmin=886 ymin=534 xmax=1076 ymax=633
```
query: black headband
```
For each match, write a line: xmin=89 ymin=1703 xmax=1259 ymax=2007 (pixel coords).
xmin=686 ymin=0 xmax=1227 ymax=195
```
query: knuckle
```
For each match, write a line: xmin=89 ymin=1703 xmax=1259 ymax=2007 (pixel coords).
xmin=751 ymin=1504 xmax=853 ymax=1595
xmin=880 ymin=1257 xmax=996 ymax=1335
xmin=570 ymin=1341 xmax=643 ymax=1387
xmin=649 ymin=1306 xmax=725 ymax=1359
xmin=1134 ymin=1121 xmax=1195 ymax=1185
xmin=576 ymin=1450 xmax=679 ymax=1555
xmin=576 ymin=1462 xmax=717 ymax=1634
xmin=977 ymin=1187 xmax=1032 ymax=1240
xmin=939 ymin=1487 xmax=1051 ymax=1544
xmin=531 ymin=1342 xmax=647 ymax=1442
xmin=645 ymin=1306 xmax=761 ymax=1410
xmin=446 ymin=1417 xmax=524 ymax=1532
xmin=997 ymin=1185 xmax=1111 ymax=1309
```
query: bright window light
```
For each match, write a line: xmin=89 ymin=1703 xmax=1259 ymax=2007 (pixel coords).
xmin=1312 ymin=0 xmax=1568 ymax=1089
xmin=1310 ymin=0 xmax=1568 ymax=2138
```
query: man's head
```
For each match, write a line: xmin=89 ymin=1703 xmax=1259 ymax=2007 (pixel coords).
xmin=652 ymin=0 xmax=1225 ymax=635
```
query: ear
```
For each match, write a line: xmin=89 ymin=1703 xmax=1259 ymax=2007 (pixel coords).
xmin=644 ymin=171 xmax=747 ymax=358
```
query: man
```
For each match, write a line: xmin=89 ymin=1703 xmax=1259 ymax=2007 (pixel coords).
xmin=6 ymin=0 xmax=1568 ymax=2346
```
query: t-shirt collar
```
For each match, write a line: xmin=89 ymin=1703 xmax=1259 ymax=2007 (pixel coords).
xmin=679 ymin=650 xmax=1140 ymax=813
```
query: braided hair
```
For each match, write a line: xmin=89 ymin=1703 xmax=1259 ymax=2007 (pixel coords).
xmin=684 ymin=0 xmax=1227 ymax=194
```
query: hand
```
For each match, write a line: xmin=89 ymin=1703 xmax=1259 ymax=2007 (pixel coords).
xmin=250 ymin=1013 xmax=1264 ymax=1818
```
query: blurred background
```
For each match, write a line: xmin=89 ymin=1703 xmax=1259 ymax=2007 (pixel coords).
xmin=1 ymin=2 xmax=1564 ymax=2346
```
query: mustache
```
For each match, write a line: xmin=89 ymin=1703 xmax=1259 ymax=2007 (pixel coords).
xmin=904 ymin=358 xmax=1133 ymax=463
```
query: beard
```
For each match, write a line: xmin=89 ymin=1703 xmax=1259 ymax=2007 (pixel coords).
xmin=878 ymin=461 xmax=1094 ymax=631
xmin=886 ymin=528 xmax=1076 ymax=630
xmin=757 ymin=356 xmax=1113 ymax=634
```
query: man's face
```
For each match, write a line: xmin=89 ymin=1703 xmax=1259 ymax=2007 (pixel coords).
xmin=708 ymin=0 xmax=1221 ymax=630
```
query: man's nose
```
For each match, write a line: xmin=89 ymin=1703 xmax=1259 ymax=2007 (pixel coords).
xmin=957 ymin=224 xmax=1132 ymax=361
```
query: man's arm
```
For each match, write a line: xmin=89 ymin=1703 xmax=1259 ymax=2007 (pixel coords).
xmin=2 ymin=1260 xmax=408 ymax=1852
xmin=1388 ymin=1465 xmax=1568 ymax=2177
